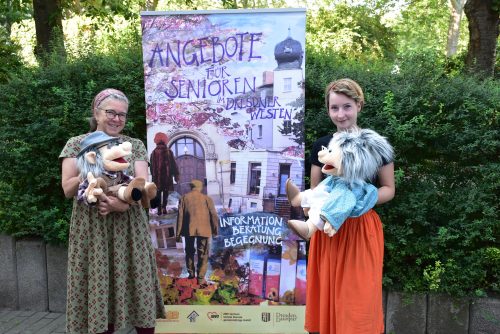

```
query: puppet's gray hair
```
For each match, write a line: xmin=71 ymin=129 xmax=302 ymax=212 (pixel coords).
xmin=332 ymin=128 xmax=393 ymax=185
xmin=76 ymin=148 xmax=105 ymax=179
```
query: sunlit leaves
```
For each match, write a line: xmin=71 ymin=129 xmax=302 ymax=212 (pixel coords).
xmin=306 ymin=3 xmax=397 ymax=60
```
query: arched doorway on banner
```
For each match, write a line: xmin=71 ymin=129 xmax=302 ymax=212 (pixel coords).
xmin=170 ymin=135 xmax=207 ymax=195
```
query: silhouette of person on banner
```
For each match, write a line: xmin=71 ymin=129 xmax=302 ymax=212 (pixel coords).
xmin=150 ymin=132 xmax=179 ymax=215
xmin=176 ymin=179 xmax=219 ymax=284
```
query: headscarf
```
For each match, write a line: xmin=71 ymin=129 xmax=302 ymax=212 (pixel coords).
xmin=89 ymin=88 xmax=128 ymax=131
xmin=91 ymin=88 xmax=127 ymax=112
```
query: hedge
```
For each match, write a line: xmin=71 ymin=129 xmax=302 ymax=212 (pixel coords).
xmin=305 ymin=49 xmax=499 ymax=297
xmin=0 ymin=39 xmax=147 ymax=245
xmin=0 ymin=42 xmax=498 ymax=297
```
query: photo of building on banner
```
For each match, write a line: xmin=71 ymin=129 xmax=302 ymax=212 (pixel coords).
xmin=141 ymin=9 xmax=306 ymax=311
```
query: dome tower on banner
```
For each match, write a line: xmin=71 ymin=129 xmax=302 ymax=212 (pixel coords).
xmin=251 ymin=27 xmax=304 ymax=151
xmin=227 ymin=27 xmax=305 ymax=213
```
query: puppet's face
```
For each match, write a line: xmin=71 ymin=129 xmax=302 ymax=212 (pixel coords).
xmin=98 ymin=141 xmax=132 ymax=171
xmin=84 ymin=140 xmax=132 ymax=172
xmin=317 ymin=129 xmax=394 ymax=184
xmin=318 ymin=142 xmax=342 ymax=176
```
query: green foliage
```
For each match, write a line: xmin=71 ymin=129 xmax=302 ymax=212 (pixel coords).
xmin=0 ymin=29 xmax=22 ymax=83
xmin=75 ymin=0 xmax=143 ymax=20
xmin=306 ymin=3 xmax=397 ymax=60
xmin=0 ymin=2 xmax=498 ymax=297
xmin=0 ymin=28 xmax=146 ymax=245
xmin=0 ymin=0 xmax=31 ymax=35
xmin=391 ymin=0 xmax=469 ymax=57
xmin=305 ymin=50 xmax=499 ymax=296
xmin=155 ymin=0 xmax=287 ymax=10
xmin=493 ymin=0 xmax=500 ymax=13
xmin=423 ymin=260 xmax=445 ymax=291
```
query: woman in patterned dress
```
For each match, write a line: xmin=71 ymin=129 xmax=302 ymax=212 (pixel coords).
xmin=60 ymin=89 xmax=165 ymax=334
xmin=304 ymin=79 xmax=395 ymax=334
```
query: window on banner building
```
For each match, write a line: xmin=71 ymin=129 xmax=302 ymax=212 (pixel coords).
xmin=248 ymin=163 xmax=261 ymax=195
xmin=284 ymin=77 xmax=292 ymax=92
xmin=278 ymin=164 xmax=291 ymax=197
xmin=172 ymin=136 xmax=203 ymax=158
xmin=230 ymin=162 xmax=236 ymax=184
xmin=283 ymin=120 xmax=292 ymax=135
xmin=246 ymin=126 xmax=253 ymax=141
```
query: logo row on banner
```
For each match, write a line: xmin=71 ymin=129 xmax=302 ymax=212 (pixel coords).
xmin=157 ymin=305 xmax=306 ymax=333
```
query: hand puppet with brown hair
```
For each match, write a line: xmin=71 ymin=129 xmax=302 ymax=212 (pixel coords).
xmin=76 ymin=131 xmax=157 ymax=208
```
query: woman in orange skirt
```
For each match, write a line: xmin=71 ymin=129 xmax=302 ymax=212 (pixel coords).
xmin=304 ymin=79 xmax=395 ymax=334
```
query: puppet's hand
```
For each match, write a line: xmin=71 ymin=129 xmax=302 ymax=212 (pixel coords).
xmin=324 ymin=223 xmax=337 ymax=237
xmin=85 ymin=172 xmax=103 ymax=203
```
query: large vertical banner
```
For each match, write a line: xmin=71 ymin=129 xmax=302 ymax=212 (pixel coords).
xmin=141 ymin=9 xmax=306 ymax=333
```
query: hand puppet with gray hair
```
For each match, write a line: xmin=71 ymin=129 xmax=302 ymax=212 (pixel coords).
xmin=76 ymin=131 xmax=157 ymax=208
xmin=286 ymin=128 xmax=393 ymax=240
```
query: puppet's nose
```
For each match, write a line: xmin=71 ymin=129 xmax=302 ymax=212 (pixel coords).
xmin=120 ymin=141 xmax=132 ymax=153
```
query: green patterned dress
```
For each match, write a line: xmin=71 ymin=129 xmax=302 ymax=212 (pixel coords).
xmin=60 ymin=134 xmax=165 ymax=334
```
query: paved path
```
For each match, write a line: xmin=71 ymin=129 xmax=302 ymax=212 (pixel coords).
xmin=0 ymin=309 xmax=134 ymax=334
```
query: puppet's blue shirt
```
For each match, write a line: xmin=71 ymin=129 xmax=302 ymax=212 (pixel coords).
xmin=319 ymin=176 xmax=378 ymax=231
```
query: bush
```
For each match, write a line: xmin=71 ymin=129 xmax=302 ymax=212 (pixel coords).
xmin=0 ymin=29 xmax=23 ymax=84
xmin=0 ymin=37 xmax=146 ymax=245
xmin=0 ymin=38 xmax=498 ymax=297
xmin=305 ymin=50 xmax=499 ymax=297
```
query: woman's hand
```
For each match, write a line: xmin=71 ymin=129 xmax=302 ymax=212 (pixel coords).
xmin=97 ymin=194 xmax=130 ymax=215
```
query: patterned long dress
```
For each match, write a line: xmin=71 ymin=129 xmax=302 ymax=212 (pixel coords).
xmin=60 ymin=134 xmax=165 ymax=334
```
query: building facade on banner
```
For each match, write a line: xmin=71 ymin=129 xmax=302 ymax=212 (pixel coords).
xmin=148 ymin=28 xmax=305 ymax=247
xmin=228 ymin=28 xmax=304 ymax=214
xmin=141 ymin=9 xmax=307 ymax=333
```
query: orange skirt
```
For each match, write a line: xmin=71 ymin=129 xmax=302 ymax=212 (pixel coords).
xmin=304 ymin=209 xmax=384 ymax=334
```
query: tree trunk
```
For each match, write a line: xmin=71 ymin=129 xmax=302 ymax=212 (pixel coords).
xmin=464 ymin=0 xmax=499 ymax=77
xmin=32 ymin=0 xmax=65 ymax=59
xmin=446 ymin=0 xmax=466 ymax=57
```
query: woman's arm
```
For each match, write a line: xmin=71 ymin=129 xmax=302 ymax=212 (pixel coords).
xmin=376 ymin=162 xmax=395 ymax=204
xmin=310 ymin=165 xmax=323 ymax=190
xmin=61 ymin=158 xmax=81 ymax=198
